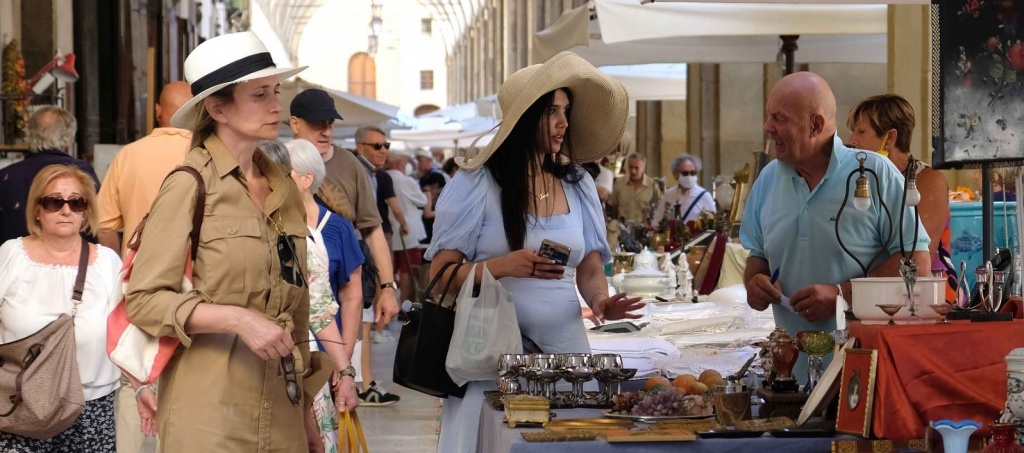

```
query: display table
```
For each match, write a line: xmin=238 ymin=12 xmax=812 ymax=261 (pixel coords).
xmin=480 ymin=404 xmax=841 ymax=452
xmin=849 ymin=319 xmax=1024 ymax=440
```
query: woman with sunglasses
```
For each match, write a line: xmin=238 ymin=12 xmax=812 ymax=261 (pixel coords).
xmin=425 ymin=52 xmax=644 ymax=452
xmin=651 ymin=154 xmax=715 ymax=227
xmin=0 ymin=164 xmax=122 ymax=451
xmin=123 ymin=32 xmax=320 ymax=451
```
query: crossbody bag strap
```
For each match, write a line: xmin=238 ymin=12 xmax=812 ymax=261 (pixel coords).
xmin=316 ymin=210 xmax=331 ymax=231
xmin=680 ymin=189 xmax=709 ymax=222
xmin=168 ymin=166 xmax=206 ymax=261
xmin=71 ymin=238 xmax=89 ymax=304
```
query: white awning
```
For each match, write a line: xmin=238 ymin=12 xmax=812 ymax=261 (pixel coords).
xmin=534 ymin=2 xmax=887 ymax=67
xmin=640 ymin=0 xmax=924 ymax=4
xmin=600 ymin=64 xmax=687 ymax=101
xmin=278 ymin=79 xmax=400 ymax=125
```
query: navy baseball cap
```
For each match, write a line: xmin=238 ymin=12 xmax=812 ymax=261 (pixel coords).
xmin=290 ymin=89 xmax=344 ymax=123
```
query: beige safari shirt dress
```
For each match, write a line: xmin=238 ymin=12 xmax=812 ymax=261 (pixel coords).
xmin=125 ymin=135 xmax=314 ymax=453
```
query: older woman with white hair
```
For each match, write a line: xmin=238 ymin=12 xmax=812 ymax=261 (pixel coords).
xmin=652 ymin=153 xmax=716 ymax=226
xmin=281 ymin=138 xmax=365 ymax=452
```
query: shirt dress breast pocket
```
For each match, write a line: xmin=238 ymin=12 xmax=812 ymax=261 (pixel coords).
xmin=197 ymin=215 xmax=265 ymax=296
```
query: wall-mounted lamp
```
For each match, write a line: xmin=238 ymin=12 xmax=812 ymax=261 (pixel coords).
xmin=24 ymin=52 xmax=78 ymax=95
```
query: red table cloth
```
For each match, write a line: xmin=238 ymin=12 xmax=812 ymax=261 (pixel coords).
xmin=849 ymin=320 xmax=1024 ymax=440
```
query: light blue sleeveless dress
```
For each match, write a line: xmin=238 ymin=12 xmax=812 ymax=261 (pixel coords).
xmin=425 ymin=167 xmax=611 ymax=453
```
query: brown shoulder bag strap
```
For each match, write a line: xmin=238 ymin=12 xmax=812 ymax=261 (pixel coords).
xmin=71 ymin=238 xmax=89 ymax=303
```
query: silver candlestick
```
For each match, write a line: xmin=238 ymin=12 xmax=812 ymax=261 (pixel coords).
xmin=900 ymin=257 xmax=923 ymax=323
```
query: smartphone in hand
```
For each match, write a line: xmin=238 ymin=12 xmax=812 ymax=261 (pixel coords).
xmin=538 ymin=239 xmax=571 ymax=267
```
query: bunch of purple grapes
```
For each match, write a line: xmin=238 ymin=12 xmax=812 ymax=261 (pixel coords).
xmin=630 ymin=388 xmax=692 ymax=417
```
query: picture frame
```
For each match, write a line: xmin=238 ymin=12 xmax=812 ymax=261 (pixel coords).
xmin=837 ymin=348 xmax=879 ymax=437
xmin=931 ymin=0 xmax=1024 ymax=169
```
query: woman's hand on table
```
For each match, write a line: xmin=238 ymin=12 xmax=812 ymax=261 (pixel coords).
xmin=234 ymin=309 xmax=295 ymax=360
xmin=333 ymin=375 xmax=360 ymax=412
xmin=791 ymin=284 xmax=839 ymax=323
xmin=592 ymin=293 xmax=645 ymax=325
xmin=492 ymin=249 xmax=564 ymax=279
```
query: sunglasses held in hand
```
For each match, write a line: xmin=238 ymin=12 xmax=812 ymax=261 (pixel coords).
xmin=39 ymin=196 xmax=88 ymax=213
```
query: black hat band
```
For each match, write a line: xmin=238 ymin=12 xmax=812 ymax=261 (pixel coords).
xmin=191 ymin=52 xmax=276 ymax=96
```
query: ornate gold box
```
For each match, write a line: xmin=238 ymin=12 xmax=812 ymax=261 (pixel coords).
xmin=503 ymin=395 xmax=551 ymax=428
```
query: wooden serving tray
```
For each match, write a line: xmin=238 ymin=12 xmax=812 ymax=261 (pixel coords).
xmin=600 ymin=429 xmax=698 ymax=443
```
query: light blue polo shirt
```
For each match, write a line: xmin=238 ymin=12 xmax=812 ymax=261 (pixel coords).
xmin=741 ymin=134 xmax=929 ymax=353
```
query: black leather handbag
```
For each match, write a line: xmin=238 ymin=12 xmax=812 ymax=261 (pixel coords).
xmin=393 ymin=262 xmax=467 ymax=398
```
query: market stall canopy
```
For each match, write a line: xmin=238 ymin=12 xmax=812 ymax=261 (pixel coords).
xmin=601 ymin=64 xmax=686 ymax=101
xmin=533 ymin=1 xmax=888 ymax=66
xmin=277 ymin=79 xmax=400 ymax=125
xmin=640 ymin=0 xmax=925 ymax=3
xmin=392 ymin=116 xmax=498 ymax=149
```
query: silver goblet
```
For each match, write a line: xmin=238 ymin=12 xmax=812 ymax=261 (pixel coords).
xmin=565 ymin=366 xmax=596 ymax=405
xmin=530 ymin=354 xmax=557 ymax=398
xmin=591 ymin=354 xmax=623 ymax=403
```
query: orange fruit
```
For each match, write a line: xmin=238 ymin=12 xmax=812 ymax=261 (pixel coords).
xmin=671 ymin=378 xmax=690 ymax=395
xmin=645 ymin=376 xmax=671 ymax=392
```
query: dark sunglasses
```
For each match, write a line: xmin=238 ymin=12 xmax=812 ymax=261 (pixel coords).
xmin=281 ymin=354 xmax=300 ymax=406
xmin=679 ymin=171 xmax=698 ymax=177
xmin=276 ymin=234 xmax=305 ymax=288
xmin=39 ymin=196 xmax=87 ymax=213
xmin=361 ymin=142 xmax=391 ymax=151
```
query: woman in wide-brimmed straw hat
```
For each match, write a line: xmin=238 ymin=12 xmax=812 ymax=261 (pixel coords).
xmin=124 ymin=31 xmax=329 ymax=451
xmin=424 ymin=51 xmax=645 ymax=452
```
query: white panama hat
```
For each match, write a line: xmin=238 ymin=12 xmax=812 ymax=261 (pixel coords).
xmin=456 ymin=51 xmax=628 ymax=170
xmin=171 ymin=31 xmax=307 ymax=129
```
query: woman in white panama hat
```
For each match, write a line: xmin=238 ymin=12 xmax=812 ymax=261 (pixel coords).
xmin=124 ymin=31 xmax=327 ymax=452
xmin=424 ymin=51 xmax=645 ymax=452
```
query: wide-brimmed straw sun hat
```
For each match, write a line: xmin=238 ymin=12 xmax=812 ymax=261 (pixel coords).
xmin=171 ymin=31 xmax=307 ymax=128
xmin=456 ymin=51 xmax=628 ymax=170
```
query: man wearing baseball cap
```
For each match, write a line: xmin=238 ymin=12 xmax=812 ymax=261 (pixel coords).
xmin=289 ymin=90 xmax=401 ymax=375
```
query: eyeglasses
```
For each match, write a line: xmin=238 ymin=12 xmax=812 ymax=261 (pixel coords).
xmin=281 ymin=354 xmax=300 ymax=406
xmin=360 ymin=142 xmax=391 ymax=151
xmin=39 ymin=196 xmax=88 ymax=213
xmin=679 ymin=171 xmax=698 ymax=177
xmin=277 ymin=234 xmax=305 ymax=288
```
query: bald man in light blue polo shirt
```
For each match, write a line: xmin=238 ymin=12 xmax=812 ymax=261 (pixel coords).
xmin=740 ymin=73 xmax=929 ymax=382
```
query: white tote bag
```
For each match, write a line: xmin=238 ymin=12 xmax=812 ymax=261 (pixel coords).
xmin=445 ymin=263 xmax=522 ymax=386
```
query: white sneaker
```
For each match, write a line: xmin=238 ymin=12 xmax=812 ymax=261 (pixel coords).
xmin=371 ymin=330 xmax=395 ymax=344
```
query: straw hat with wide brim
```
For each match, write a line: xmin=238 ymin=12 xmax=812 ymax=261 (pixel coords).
xmin=456 ymin=51 xmax=628 ymax=170
xmin=171 ymin=31 xmax=307 ymax=129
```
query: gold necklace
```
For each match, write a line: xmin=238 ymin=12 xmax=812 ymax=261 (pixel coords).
xmin=534 ymin=172 xmax=553 ymax=200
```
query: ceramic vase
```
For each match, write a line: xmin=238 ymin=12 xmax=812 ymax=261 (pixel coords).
xmin=931 ymin=420 xmax=981 ymax=453
xmin=1006 ymin=349 xmax=1024 ymax=420
xmin=771 ymin=332 xmax=798 ymax=381
xmin=983 ymin=423 xmax=1024 ymax=453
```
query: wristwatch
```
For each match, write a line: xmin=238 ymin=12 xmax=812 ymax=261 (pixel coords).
xmin=379 ymin=281 xmax=398 ymax=291
xmin=338 ymin=365 xmax=356 ymax=379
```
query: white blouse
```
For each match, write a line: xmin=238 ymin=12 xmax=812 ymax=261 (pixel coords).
xmin=0 ymin=238 xmax=122 ymax=400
